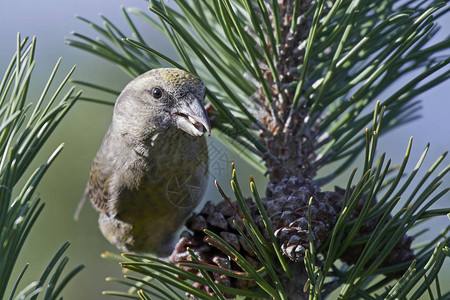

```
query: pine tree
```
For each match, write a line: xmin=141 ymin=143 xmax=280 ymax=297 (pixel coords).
xmin=68 ymin=0 xmax=450 ymax=299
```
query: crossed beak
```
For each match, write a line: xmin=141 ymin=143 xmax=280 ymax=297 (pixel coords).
xmin=174 ymin=94 xmax=211 ymax=137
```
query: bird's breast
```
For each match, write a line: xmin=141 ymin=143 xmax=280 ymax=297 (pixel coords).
xmin=115 ymin=129 xmax=208 ymax=222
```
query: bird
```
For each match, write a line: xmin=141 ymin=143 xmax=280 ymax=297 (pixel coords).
xmin=84 ymin=68 xmax=210 ymax=256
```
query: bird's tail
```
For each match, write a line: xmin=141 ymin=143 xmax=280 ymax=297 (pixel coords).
xmin=74 ymin=183 xmax=89 ymax=221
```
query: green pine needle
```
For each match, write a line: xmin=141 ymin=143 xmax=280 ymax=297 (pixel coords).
xmin=0 ymin=33 xmax=83 ymax=300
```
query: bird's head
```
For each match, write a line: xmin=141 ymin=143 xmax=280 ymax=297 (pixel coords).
xmin=113 ymin=68 xmax=211 ymax=140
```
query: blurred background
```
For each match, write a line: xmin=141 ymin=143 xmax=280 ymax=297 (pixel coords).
xmin=0 ymin=1 xmax=449 ymax=299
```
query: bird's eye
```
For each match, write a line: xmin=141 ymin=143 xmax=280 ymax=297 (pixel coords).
xmin=152 ymin=87 xmax=162 ymax=99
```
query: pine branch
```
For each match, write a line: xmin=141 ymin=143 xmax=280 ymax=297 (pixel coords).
xmin=0 ymin=33 xmax=84 ymax=300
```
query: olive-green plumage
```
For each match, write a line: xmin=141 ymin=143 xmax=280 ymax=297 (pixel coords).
xmin=88 ymin=68 xmax=210 ymax=255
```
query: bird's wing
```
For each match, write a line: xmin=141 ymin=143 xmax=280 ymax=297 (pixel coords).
xmin=88 ymin=156 xmax=112 ymax=215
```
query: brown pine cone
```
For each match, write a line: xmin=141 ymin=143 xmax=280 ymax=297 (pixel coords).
xmin=265 ymin=177 xmax=339 ymax=261
xmin=169 ymin=200 xmax=262 ymax=298
xmin=169 ymin=177 xmax=341 ymax=298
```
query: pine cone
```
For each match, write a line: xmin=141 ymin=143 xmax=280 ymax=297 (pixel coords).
xmin=169 ymin=178 xmax=341 ymax=298
xmin=169 ymin=198 xmax=310 ymax=299
xmin=265 ymin=177 xmax=338 ymax=261
xmin=169 ymin=200 xmax=262 ymax=298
